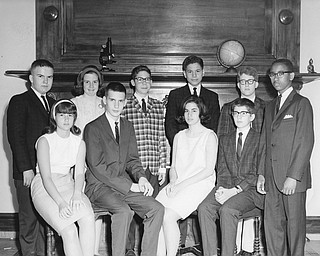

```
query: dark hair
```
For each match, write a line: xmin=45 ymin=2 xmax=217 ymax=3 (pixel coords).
xmin=176 ymin=95 xmax=210 ymax=124
xmin=231 ymin=98 xmax=255 ymax=114
xmin=44 ymin=99 xmax=80 ymax=135
xmin=271 ymin=58 xmax=294 ymax=72
xmin=73 ymin=65 xmax=104 ymax=96
xmin=101 ymin=82 xmax=127 ymax=97
xmin=182 ymin=55 xmax=204 ymax=71
xmin=237 ymin=66 xmax=259 ymax=82
xmin=30 ymin=59 xmax=54 ymax=73
xmin=131 ymin=65 xmax=152 ymax=80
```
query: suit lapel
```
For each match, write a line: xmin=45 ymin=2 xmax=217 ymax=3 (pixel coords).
xmin=272 ymin=90 xmax=297 ymax=128
xmin=100 ymin=114 xmax=118 ymax=144
xmin=27 ymin=89 xmax=49 ymax=117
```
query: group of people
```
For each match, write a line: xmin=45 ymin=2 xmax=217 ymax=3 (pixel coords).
xmin=6 ymin=55 xmax=314 ymax=256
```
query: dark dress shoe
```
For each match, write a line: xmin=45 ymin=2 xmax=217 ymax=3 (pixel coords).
xmin=125 ymin=249 xmax=136 ymax=256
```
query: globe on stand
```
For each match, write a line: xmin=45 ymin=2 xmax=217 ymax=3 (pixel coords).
xmin=217 ymin=40 xmax=246 ymax=73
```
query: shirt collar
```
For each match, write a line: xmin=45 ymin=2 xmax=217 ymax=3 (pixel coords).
xmin=134 ymin=93 xmax=148 ymax=105
xmin=188 ymin=84 xmax=201 ymax=95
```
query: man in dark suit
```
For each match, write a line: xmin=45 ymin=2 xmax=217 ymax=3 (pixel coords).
xmin=7 ymin=59 xmax=55 ymax=256
xmin=84 ymin=82 xmax=164 ymax=256
xmin=198 ymin=98 xmax=264 ymax=256
xmin=217 ymin=66 xmax=265 ymax=137
xmin=165 ymin=55 xmax=220 ymax=146
xmin=257 ymin=59 xmax=314 ymax=256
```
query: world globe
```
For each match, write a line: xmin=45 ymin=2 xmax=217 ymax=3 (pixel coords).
xmin=217 ymin=39 xmax=246 ymax=73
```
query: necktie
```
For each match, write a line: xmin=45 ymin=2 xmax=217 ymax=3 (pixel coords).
xmin=274 ymin=94 xmax=282 ymax=116
xmin=237 ymin=132 xmax=243 ymax=160
xmin=115 ymin=121 xmax=119 ymax=144
xmin=193 ymin=87 xmax=198 ymax=96
xmin=41 ymin=95 xmax=49 ymax=113
xmin=142 ymin=98 xmax=147 ymax=114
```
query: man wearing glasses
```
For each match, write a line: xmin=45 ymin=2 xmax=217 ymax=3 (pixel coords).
xmin=257 ymin=59 xmax=314 ymax=256
xmin=122 ymin=65 xmax=167 ymax=256
xmin=217 ymin=66 xmax=266 ymax=137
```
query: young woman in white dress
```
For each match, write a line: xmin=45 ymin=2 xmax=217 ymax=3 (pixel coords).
xmin=31 ymin=99 xmax=95 ymax=256
xmin=71 ymin=65 xmax=105 ymax=255
xmin=156 ymin=96 xmax=218 ymax=256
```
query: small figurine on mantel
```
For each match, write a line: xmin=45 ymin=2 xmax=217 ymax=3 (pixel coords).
xmin=307 ymin=58 xmax=317 ymax=73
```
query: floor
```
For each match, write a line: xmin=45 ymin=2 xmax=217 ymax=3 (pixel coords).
xmin=0 ymin=238 xmax=320 ymax=256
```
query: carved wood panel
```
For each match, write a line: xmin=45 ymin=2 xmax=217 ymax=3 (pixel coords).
xmin=36 ymin=0 xmax=301 ymax=73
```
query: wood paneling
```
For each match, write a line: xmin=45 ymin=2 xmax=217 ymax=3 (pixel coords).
xmin=36 ymin=0 xmax=301 ymax=73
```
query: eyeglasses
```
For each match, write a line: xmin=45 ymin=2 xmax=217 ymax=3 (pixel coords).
xmin=239 ymin=79 xmax=256 ymax=85
xmin=135 ymin=77 xmax=152 ymax=83
xmin=268 ymin=71 xmax=292 ymax=78
xmin=232 ymin=111 xmax=251 ymax=117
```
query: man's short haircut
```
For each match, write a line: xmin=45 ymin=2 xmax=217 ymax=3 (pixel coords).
xmin=271 ymin=58 xmax=294 ymax=72
xmin=237 ymin=66 xmax=259 ymax=82
xmin=102 ymin=82 xmax=127 ymax=97
xmin=231 ymin=98 xmax=256 ymax=114
xmin=131 ymin=65 xmax=152 ymax=80
xmin=182 ymin=55 xmax=204 ymax=71
xmin=30 ymin=59 xmax=54 ymax=73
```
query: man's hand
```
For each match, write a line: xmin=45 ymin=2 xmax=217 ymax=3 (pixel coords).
xmin=23 ymin=170 xmax=35 ymax=187
xmin=281 ymin=177 xmax=297 ymax=195
xmin=138 ymin=177 xmax=154 ymax=196
xmin=158 ymin=173 xmax=166 ymax=186
xmin=257 ymin=175 xmax=266 ymax=195
xmin=215 ymin=186 xmax=237 ymax=205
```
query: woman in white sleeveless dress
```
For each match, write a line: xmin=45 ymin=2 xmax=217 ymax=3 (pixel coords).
xmin=156 ymin=96 xmax=218 ymax=256
xmin=31 ymin=99 xmax=95 ymax=256
xmin=70 ymin=65 xmax=105 ymax=255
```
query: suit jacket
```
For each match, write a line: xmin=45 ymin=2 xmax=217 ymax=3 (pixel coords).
xmin=84 ymin=114 xmax=146 ymax=201
xmin=217 ymin=97 xmax=266 ymax=137
xmin=165 ymin=84 xmax=220 ymax=146
xmin=258 ymin=89 xmax=314 ymax=192
xmin=7 ymin=89 xmax=55 ymax=180
xmin=121 ymin=95 xmax=167 ymax=175
xmin=217 ymin=129 xmax=260 ymax=192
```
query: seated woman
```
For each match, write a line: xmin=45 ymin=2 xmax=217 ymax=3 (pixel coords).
xmin=156 ymin=95 xmax=218 ymax=256
xmin=31 ymin=99 xmax=95 ymax=256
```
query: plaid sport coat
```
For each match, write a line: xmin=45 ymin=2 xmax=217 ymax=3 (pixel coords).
xmin=122 ymin=95 xmax=167 ymax=175
xmin=217 ymin=128 xmax=260 ymax=191
xmin=217 ymin=97 xmax=266 ymax=137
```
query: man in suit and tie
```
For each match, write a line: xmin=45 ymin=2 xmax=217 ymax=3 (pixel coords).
xmin=7 ymin=59 xmax=55 ymax=256
xmin=217 ymin=66 xmax=266 ymax=137
xmin=257 ymin=59 xmax=314 ymax=256
xmin=84 ymin=82 xmax=164 ymax=256
xmin=165 ymin=55 xmax=220 ymax=146
xmin=198 ymin=98 xmax=264 ymax=256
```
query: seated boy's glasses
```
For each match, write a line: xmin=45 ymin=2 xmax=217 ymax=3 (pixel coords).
xmin=135 ymin=77 xmax=152 ymax=83
xmin=268 ymin=71 xmax=292 ymax=78
xmin=239 ymin=79 xmax=256 ymax=85
xmin=232 ymin=111 xmax=251 ymax=117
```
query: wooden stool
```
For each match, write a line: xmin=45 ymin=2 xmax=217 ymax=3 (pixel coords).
xmin=177 ymin=211 xmax=202 ymax=256
xmin=235 ymin=208 xmax=263 ymax=256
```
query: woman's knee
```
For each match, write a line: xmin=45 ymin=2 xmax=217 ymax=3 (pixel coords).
xmin=60 ymin=224 xmax=78 ymax=240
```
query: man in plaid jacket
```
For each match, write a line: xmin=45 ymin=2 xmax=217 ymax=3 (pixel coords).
xmin=122 ymin=65 xmax=167 ymax=256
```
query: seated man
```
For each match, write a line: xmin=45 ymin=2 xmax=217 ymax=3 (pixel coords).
xmin=84 ymin=82 xmax=164 ymax=256
xmin=198 ymin=98 xmax=264 ymax=256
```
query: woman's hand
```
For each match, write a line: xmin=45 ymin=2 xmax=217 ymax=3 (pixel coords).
xmin=71 ymin=193 xmax=85 ymax=211
xmin=58 ymin=201 xmax=73 ymax=219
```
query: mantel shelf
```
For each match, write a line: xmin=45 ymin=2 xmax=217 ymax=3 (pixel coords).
xmin=4 ymin=70 xmax=320 ymax=87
